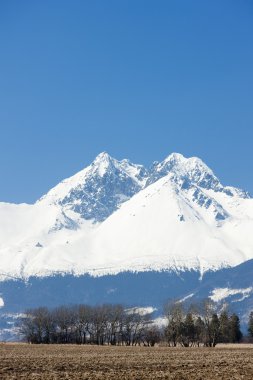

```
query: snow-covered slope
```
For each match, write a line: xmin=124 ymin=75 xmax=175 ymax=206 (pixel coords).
xmin=90 ymin=172 xmax=253 ymax=274
xmin=0 ymin=152 xmax=252 ymax=279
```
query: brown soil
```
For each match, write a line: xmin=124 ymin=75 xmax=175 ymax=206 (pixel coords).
xmin=0 ymin=343 xmax=252 ymax=379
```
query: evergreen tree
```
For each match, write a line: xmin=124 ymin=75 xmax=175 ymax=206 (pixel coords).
xmin=194 ymin=316 xmax=205 ymax=347
xmin=248 ymin=312 xmax=253 ymax=338
xmin=209 ymin=313 xmax=220 ymax=347
xmin=186 ymin=313 xmax=196 ymax=344
xmin=219 ymin=311 xmax=230 ymax=343
xmin=229 ymin=314 xmax=242 ymax=343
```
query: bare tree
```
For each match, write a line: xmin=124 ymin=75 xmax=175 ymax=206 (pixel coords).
xmin=164 ymin=301 xmax=184 ymax=347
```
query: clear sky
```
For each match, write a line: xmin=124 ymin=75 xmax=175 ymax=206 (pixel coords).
xmin=0 ymin=0 xmax=252 ymax=203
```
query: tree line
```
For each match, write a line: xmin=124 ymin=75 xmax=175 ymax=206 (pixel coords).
xmin=18 ymin=300 xmax=244 ymax=347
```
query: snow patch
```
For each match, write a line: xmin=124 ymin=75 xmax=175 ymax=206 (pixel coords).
xmin=178 ymin=293 xmax=195 ymax=303
xmin=153 ymin=317 xmax=167 ymax=328
xmin=209 ymin=287 xmax=253 ymax=302
xmin=125 ymin=307 xmax=157 ymax=316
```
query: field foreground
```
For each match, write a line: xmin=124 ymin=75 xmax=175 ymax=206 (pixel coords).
xmin=0 ymin=344 xmax=253 ymax=380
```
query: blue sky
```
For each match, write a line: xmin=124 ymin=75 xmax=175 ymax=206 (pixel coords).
xmin=0 ymin=0 xmax=252 ymax=203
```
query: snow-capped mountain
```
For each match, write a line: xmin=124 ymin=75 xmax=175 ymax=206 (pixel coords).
xmin=0 ymin=152 xmax=252 ymax=280
xmin=1 ymin=151 xmax=253 ymax=338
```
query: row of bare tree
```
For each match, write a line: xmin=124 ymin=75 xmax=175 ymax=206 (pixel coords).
xmin=19 ymin=300 xmax=242 ymax=347
xmin=19 ymin=304 xmax=160 ymax=346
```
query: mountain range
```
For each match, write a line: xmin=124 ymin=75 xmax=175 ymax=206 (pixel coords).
xmin=0 ymin=152 xmax=252 ymax=338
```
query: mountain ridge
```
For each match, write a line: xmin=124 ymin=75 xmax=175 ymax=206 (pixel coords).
xmin=0 ymin=152 xmax=252 ymax=280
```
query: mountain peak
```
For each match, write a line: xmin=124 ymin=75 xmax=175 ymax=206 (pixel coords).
xmin=147 ymin=152 xmax=220 ymax=192
xmin=161 ymin=153 xmax=212 ymax=174
xmin=92 ymin=152 xmax=115 ymax=177
xmin=39 ymin=152 xmax=147 ymax=222
xmin=93 ymin=151 xmax=112 ymax=163
xmin=163 ymin=152 xmax=186 ymax=163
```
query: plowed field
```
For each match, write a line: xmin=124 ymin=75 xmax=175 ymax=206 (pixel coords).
xmin=0 ymin=344 xmax=252 ymax=379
